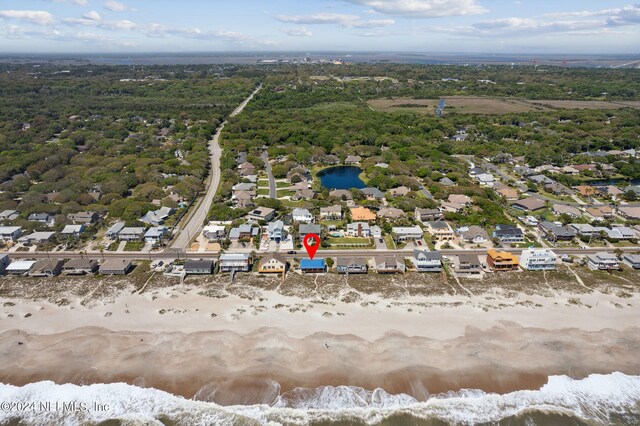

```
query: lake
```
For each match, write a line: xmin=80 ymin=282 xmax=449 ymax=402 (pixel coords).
xmin=318 ymin=166 xmax=366 ymax=190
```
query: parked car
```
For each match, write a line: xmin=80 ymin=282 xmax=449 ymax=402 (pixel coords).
xmin=287 ymin=250 xmax=296 ymax=254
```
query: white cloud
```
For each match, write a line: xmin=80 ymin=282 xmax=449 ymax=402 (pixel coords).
xmin=281 ymin=27 xmax=313 ymax=37
xmin=83 ymin=10 xmax=102 ymax=21
xmin=1 ymin=24 xmax=61 ymax=39
xmin=0 ymin=10 xmax=55 ymax=26
xmin=341 ymin=0 xmax=487 ymax=18
xmin=103 ymin=0 xmax=127 ymax=12
xmin=52 ymin=0 xmax=89 ymax=6
xmin=276 ymin=13 xmax=394 ymax=28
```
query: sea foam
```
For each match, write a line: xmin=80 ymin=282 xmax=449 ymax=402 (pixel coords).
xmin=0 ymin=373 xmax=638 ymax=425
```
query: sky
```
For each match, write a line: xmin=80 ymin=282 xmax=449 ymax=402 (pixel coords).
xmin=0 ymin=0 xmax=639 ymax=54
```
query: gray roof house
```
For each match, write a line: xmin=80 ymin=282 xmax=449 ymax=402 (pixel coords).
xmin=99 ymin=259 xmax=133 ymax=275
xmin=62 ymin=259 xmax=99 ymax=275
xmin=184 ymin=259 xmax=215 ymax=275
xmin=140 ymin=206 xmax=174 ymax=226
xmin=29 ymin=259 xmax=64 ymax=277
xmin=412 ymin=250 xmax=442 ymax=272
xmin=336 ymin=257 xmax=368 ymax=274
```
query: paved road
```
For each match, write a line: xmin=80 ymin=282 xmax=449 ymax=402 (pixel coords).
xmin=261 ymin=152 xmax=276 ymax=199
xmin=7 ymin=246 xmax=639 ymax=262
xmin=171 ymin=84 xmax=262 ymax=250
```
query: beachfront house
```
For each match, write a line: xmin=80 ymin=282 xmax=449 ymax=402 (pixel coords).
xmin=623 ymin=254 xmax=640 ymax=270
xmin=258 ymin=254 xmax=287 ymax=274
xmin=375 ymin=256 xmax=405 ymax=274
xmin=300 ymin=259 xmax=326 ymax=273
xmin=29 ymin=260 xmax=64 ymax=277
xmin=219 ymin=253 xmax=251 ymax=273
xmin=412 ymin=250 xmax=442 ymax=272
xmin=519 ymin=248 xmax=557 ymax=271
xmin=62 ymin=259 xmax=99 ymax=275
xmin=99 ymin=259 xmax=133 ymax=275
xmin=486 ymin=250 xmax=519 ymax=272
xmin=184 ymin=259 xmax=215 ymax=275
xmin=6 ymin=260 xmax=37 ymax=276
xmin=336 ymin=257 xmax=368 ymax=274
xmin=455 ymin=254 xmax=482 ymax=276
xmin=586 ymin=252 xmax=619 ymax=271
xmin=0 ymin=254 xmax=10 ymax=275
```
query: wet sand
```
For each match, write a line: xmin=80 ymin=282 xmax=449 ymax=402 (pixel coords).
xmin=1 ymin=324 xmax=639 ymax=405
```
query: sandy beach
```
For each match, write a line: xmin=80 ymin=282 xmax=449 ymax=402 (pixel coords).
xmin=0 ymin=267 xmax=639 ymax=405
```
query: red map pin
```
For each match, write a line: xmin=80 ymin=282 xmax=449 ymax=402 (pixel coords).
xmin=303 ymin=233 xmax=320 ymax=260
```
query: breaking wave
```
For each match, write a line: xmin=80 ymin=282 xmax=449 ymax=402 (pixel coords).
xmin=0 ymin=372 xmax=639 ymax=425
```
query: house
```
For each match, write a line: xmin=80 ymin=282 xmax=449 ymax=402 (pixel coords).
xmin=392 ymin=226 xmax=424 ymax=242
xmin=237 ymin=162 xmax=256 ymax=177
xmin=300 ymin=259 xmax=326 ymax=273
xmin=412 ymin=250 xmax=442 ymax=272
xmin=520 ymin=248 xmax=557 ymax=271
xmin=552 ymin=204 xmax=581 ymax=218
xmin=0 ymin=254 xmax=9 ymax=275
xmin=370 ymin=225 xmax=382 ymax=238
xmin=440 ymin=177 xmax=456 ymax=186
xmin=219 ymin=253 xmax=251 ymax=272
xmin=448 ymin=194 xmax=472 ymax=206
xmin=497 ymin=187 xmax=519 ymax=201
xmin=350 ymin=207 xmax=376 ymax=222
xmin=375 ymin=256 xmax=405 ymax=274
xmin=61 ymin=224 xmax=85 ymax=238
xmin=378 ymin=207 xmax=405 ymax=220
xmin=287 ymin=167 xmax=311 ymax=183
xmin=140 ymin=206 xmax=174 ymax=226
xmin=575 ymin=185 xmax=599 ymax=198
xmin=361 ymin=187 xmax=385 ymax=200
xmin=585 ymin=206 xmax=614 ymax=220
xmin=234 ymin=191 xmax=255 ymax=208
xmin=62 ymin=259 xmax=99 ymax=275
xmin=329 ymin=189 xmax=353 ymax=200
xmin=184 ymin=259 xmax=215 ymax=275
xmin=99 ymin=259 xmax=133 ymax=275
xmin=246 ymin=207 xmax=276 ymax=222
xmin=476 ymin=173 xmax=495 ymax=187
xmin=486 ymin=250 xmax=519 ymax=271
xmin=389 ymin=186 xmax=411 ymax=197
xmin=229 ymin=224 xmax=260 ymax=241
xmin=336 ymin=257 xmax=368 ymax=274
xmin=203 ymin=223 xmax=226 ymax=242
xmin=0 ymin=210 xmax=19 ymax=222
xmin=27 ymin=213 xmax=54 ymax=226
xmin=510 ymin=198 xmax=546 ymax=212
xmin=347 ymin=222 xmax=371 ymax=238
xmin=539 ymin=221 xmax=577 ymax=241
xmin=258 ymin=254 xmax=287 ymax=274
xmin=618 ymin=207 xmax=640 ymax=220
xmin=528 ymin=175 xmax=554 ymax=185
xmin=18 ymin=232 xmax=55 ymax=246
xmin=292 ymin=189 xmax=316 ymax=201
xmin=415 ymin=208 xmax=442 ymax=223
xmin=586 ymin=252 xmax=619 ymax=271
xmin=569 ymin=223 xmax=609 ymax=239
xmin=292 ymin=208 xmax=314 ymax=223
xmin=233 ymin=182 xmax=257 ymax=192
xmin=544 ymin=182 xmax=573 ymax=196
xmin=106 ymin=222 xmax=125 ymax=239
xmin=0 ymin=226 xmax=22 ymax=243
xmin=606 ymin=226 xmax=636 ymax=241
xmin=458 ymin=226 xmax=489 ymax=244
xmin=6 ymin=260 xmax=37 ymax=276
xmin=456 ymin=254 xmax=482 ymax=276
xmin=144 ymin=227 xmax=169 ymax=246
xmin=440 ymin=201 xmax=465 ymax=213
xmin=425 ymin=221 xmax=454 ymax=241
xmin=344 ymin=155 xmax=362 ymax=164
xmin=493 ymin=224 xmax=524 ymax=243
xmin=597 ymin=186 xmax=624 ymax=198
xmin=118 ymin=227 xmax=146 ymax=241
xmin=320 ymin=205 xmax=342 ymax=221
xmin=469 ymin=167 xmax=486 ymax=176
xmin=299 ymin=224 xmax=321 ymax=236
xmin=67 ymin=211 xmax=98 ymax=225
xmin=623 ymin=254 xmax=640 ymax=269
xmin=267 ymin=220 xmax=286 ymax=242
xmin=29 ymin=260 xmax=64 ymax=277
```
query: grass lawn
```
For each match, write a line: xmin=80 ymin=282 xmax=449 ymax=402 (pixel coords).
xmin=276 ymin=181 xmax=290 ymax=188
xmin=320 ymin=220 xmax=346 ymax=228
xmin=277 ymin=190 xmax=295 ymax=198
xmin=257 ymin=188 xmax=270 ymax=196
xmin=257 ymin=180 xmax=269 ymax=186
xmin=384 ymin=235 xmax=397 ymax=249
xmin=107 ymin=241 xmax=119 ymax=251
xmin=328 ymin=237 xmax=371 ymax=245
xmin=124 ymin=241 xmax=145 ymax=251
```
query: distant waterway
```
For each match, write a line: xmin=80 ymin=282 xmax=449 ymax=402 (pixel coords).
xmin=317 ymin=166 xmax=366 ymax=190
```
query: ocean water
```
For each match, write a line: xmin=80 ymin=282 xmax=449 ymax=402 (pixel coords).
xmin=0 ymin=373 xmax=639 ymax=425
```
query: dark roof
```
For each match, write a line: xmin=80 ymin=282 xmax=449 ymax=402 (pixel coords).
xmin=184 ymin=259 xmax=214 ymax=269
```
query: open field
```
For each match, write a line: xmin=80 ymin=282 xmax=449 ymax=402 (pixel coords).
xmin=368 ymin=96 xmax=640 ymax=115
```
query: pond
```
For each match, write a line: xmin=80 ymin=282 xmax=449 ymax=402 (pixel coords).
xmin=318 ymin=166 xmax=366 ymax=190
